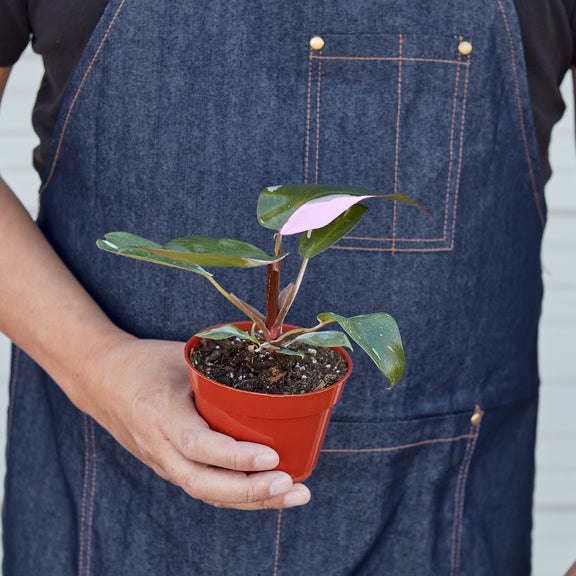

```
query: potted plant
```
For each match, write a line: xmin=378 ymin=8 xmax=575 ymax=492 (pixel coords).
xmin=97 ymin=184 xmax=425 ymax=481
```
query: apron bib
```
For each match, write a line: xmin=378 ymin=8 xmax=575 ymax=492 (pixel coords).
xmin=5 ymin=0 xmax=545 ymax=573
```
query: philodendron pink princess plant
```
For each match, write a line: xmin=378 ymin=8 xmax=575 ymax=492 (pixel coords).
xmin=97 ymin=184 xmax=425 ymax=387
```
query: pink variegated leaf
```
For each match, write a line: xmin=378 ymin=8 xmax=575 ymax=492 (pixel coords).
xmin=257 ymin=184 xmax=428 ymax=235
xmin=279 ymin=194 xmax=375 ymax=235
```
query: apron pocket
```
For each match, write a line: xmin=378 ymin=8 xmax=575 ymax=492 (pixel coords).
xmin=304 ymin=32 xmax=471 ymax=253
xmin=275 ymin=408 xmax=482 ymax=575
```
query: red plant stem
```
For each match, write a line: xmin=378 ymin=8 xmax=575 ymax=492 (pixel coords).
xmin=266 ymin=235 xmax=283 ymax=339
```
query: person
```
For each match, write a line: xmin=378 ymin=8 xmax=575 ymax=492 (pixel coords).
xmin=0 ymin=0 xmax=574 ymax=574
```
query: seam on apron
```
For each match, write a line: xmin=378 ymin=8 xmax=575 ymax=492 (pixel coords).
xmin=2 ymin=346 xmax=20 ymax=526
xmin=496 ymin=0 xmax=545 ymax=226
xmin=40 ymin=0 xmax=129 ymax=195
xmin=78 ymin=414 xmax=91 ymax=575
xmin=320 ymin=432 xmax=475 ymax=453
xmin=314 ymin=53 xmax=323 ymax=184
xmin=442 ymin=39 xmax=463 ymax=241
xmin=79 ymin=417 xmax=98 ymax=576
xmin=304 ymin=46 xmax=323 ymax=185
xmin=4 ymin=347 xmax=19 ymax=465
xmin=273 ymin=509 xmax=283 ymax=576
xmin=304 ymin=52 xmax=314 ymax=184
xmin=86 ymin=418 xmax=97 ymax=576
xmin=449 ymin=54 xmax=471 ymax=250
xmin=391 ymin=34 xmax=403 ymax=255
xmin=449 ymin=410 xmax=482 ymax=576
xmin=311 ymin=56 xmax=469 ymax=66
xmin=333 ymin=244 xmax=458 ymax=252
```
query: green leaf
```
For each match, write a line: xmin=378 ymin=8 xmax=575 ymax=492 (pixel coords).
xmin=317 ymin=312 xmax=405 ymax=387
xmin=275 ymin=348 xmax=305 ymax=358
xmin=292 ymin=331 xmax=352 ymax=349
xmin=257 ymin=185 xmax=428 ymax=233
xmin=145 ymin=236 xmax=287 ymax=268
xmin=299 ymin=204 xmax=369 ymax=258
xmin=371 ymin=193 xmax=429 ymax=215
xmin=97 ymin=232 xmax=163 ymax=252
xmin=97 ymin=233 xmax=286 ymax=273
xmin=195 ymin=324 xmax=259 ymax=343
xmin=257 ymin=184 xmax=377 ymax=232
xmin=97 ymin=233 xmax=212 ymax=276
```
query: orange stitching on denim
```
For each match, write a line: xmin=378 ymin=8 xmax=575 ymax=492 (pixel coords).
xmin=391 ymin=34 xmax=403 ymax=255
xmin=497 ymin=0 xmax=545 ymax=226
xmin=314 ymin=53 xmax=323 ymax=184
xmin=304 ymin=53 xmax=314 ymax=184
xmin=454 ymin=409 xmax=482 ymax=573
xmin=39 ymin=0 xmax=129 ymax=195
xmin=85 ymin=419 xmax=97 ymax=576
xmin=312 ymin=56 xmax=470 ymax=66
xmin=442 ymin=41 xmax=462 ymax=242
xmin=78 ymin=414 xmax=90 ymax=576
xmin=273 ymin=510 xmax=282 ymax=576
xmin=450 ymin=431 xmax=472 ymax=574
xmin=450 ymin=58 xmax=470 ymax=249
xmin=336 ymin=46 xmax=468 ymax=253
xmin=313 ymin=38 xmax=472 ymax=252
xmin=332 ymin=245 xmax=456 ymax=252
xmin=344 ymin=235 xmax=445 ymax=242
xmin=332 ymin=49 xmax=471 ymax=251
xmin=321 ymin=432 xmax=475 ymax=453
xmin=450 ymin=433 xmax=472 ymax=575
xmin=450 ymin=408 xmax=482 ymax=576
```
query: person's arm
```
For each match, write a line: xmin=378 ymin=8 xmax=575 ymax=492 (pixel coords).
xmin=0 ymin=66 xmax=310 ymax=510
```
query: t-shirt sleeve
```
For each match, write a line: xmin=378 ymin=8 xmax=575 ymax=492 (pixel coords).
xmin=0 ymin=0 xmax=31 ymax=66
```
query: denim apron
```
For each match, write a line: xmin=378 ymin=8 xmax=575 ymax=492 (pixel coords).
xmin=4 ymin=0 xmax=546 ymax=573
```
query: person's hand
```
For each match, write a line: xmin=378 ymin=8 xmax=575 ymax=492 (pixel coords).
xmin=79 ymin=334 xmax=311 ymax=510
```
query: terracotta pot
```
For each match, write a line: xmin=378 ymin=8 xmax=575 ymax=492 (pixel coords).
xmin=184 ymin=321 xmax=353 ymax=482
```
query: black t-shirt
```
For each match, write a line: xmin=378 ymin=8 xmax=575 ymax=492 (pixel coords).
xmin=1 ymin=0 xmax=575 ymax=180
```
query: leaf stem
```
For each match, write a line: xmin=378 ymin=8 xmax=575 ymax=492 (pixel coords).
xmin=266 ymin=234 xmax=283 ymax=338
xmin=273 ymin=317 xmax=334 ymax=346
xmin=273 ymin=256 xmax=310 ymax=334
xmin=205 ymin=275 xmax=269 ymax=338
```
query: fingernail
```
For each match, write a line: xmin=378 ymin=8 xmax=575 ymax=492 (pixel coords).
xmin=269 ymin=475 xmax=293 ymax=497
xmin=253 ymin=451 xmax=279 ymax=470
xmin=284 ymin=488 xmax=311 ymax=508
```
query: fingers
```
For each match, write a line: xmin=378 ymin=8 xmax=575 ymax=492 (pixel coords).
xmin=204 ymin=484 xmax=312 ymax=510
xmin=155 ymin=440 xmax=311 ymax=509
xmin=163 ymin=388 xmax=280 ymax=472
xmin=178 ymin=426 xmax=281 ymax=472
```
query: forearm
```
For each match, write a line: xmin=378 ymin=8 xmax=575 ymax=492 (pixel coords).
xmin=0 ymin=176 xmax=130 ymax=410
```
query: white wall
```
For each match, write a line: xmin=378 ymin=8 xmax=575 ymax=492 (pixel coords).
xmin=533 ymin=73 xmax=576 ymax=576
xmin=1 ymin=49 xmax=575 ymax=574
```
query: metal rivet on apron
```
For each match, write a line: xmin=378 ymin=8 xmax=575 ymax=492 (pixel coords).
xmin=310 ymin=36 xmax=325 ymax=51
xmin=458 ymin=41 xmax=472 ymax=55
xmin=471 ymin=411 xmax=482 ymax=426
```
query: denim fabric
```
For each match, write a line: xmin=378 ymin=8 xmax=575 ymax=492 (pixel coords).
xmin=4 ymin=0 xmax=545 ymax=573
